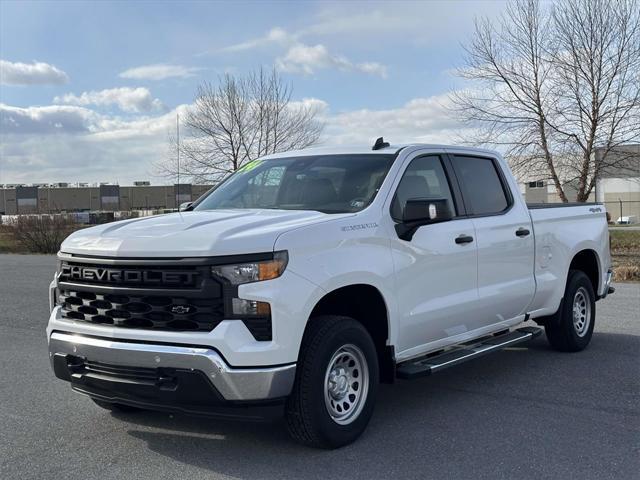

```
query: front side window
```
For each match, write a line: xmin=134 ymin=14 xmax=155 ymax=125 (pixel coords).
xmin=194 ymin=154 xmax=395 ymax=214
xmin=390 ymin=155 xmax=456 ymax=221
xmin=452 ymin=155 xmax=510 ymax=215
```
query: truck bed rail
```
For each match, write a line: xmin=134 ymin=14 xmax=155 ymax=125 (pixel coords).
xmin=527 ymin=202 xmax=603 ymax=209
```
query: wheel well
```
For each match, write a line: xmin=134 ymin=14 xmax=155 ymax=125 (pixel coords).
xmin=569 ymin=249 xmax=599 ymax=294
xmin=309 ymin=284 xmax=394 ymax=383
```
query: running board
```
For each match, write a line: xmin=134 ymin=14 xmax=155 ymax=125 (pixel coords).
xmin=396 ymin=327 xmax=542 ymax=379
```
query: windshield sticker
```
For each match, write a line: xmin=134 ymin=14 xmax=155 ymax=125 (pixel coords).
xmin=238 ymin=159 xmax=263 ymax=173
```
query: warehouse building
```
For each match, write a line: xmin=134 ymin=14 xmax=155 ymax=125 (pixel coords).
xmin=0 ymin=183 xmax=214 ymax=215
xmin=521 ymin=145 xmax=640 ymax=222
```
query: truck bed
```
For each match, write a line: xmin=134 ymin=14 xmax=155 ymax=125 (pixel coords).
xmin=525 ymin=202 xmax=610 ymax=317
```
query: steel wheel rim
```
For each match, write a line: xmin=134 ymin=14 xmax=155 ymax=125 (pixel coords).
xmin=323 ymin=344 xmax=369 ymax=425
xmin=572 ymin=287 xmax=591 ymax=337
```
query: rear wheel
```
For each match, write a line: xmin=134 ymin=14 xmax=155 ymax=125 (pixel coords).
xmin=545 ymin=270 xmax=596 ymax=352
xmin=91 ymin=398 xmax=142 ymax=413
xmin=285 ymin=315 xmax=379 ymax=449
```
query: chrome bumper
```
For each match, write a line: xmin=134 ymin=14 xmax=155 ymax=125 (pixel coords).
xmin=48 ymin=332 xmax=296 ymax=401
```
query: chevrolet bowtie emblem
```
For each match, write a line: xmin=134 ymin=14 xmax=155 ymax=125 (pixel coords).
xmin=171 ymin=305 xmax=192 ymax=314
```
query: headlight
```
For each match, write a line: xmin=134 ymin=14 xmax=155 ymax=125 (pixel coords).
xmin=211 ymin=251 xmax=288 ymax=285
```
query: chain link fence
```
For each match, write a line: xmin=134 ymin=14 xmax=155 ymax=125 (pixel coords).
xmin=603 ymin=200 xmax=640 ymax=224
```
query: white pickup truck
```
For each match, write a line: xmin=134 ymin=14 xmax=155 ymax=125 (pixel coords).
xmin=47 ymin=140 xmax=613 ymax=448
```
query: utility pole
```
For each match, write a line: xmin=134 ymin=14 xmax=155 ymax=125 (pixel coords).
xmin=176 ymin=113 xmax=180 ymax=209
xmin=619 ymin=198 xmax=623 ymax=224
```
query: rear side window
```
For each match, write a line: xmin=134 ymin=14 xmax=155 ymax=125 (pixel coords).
xmin=452 ymin=155 xmax=510 ymax=215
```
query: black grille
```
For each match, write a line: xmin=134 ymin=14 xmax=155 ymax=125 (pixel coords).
xmin=56 ymin=256 xmax=273 ymax=340
xmin=81 ymin=360 xmax=163 ymax=382
xmin=65 ymin=357 xmax=180 ymax=391
xmin=60 ymin=289 xmax=224 ymax=332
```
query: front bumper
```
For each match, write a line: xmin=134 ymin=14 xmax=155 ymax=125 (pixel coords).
xmin=49 ymin=332 xmax=296 ymax=415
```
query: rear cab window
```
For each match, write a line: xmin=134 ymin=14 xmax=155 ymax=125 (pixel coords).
xmin=451 ymin=155 xmax=511 ymax=216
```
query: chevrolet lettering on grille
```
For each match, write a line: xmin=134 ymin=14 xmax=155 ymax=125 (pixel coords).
xmin=60 ymin=264 xmax=198 ymax=286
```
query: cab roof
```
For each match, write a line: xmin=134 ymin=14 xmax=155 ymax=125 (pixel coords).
xmin=262 ymin=143 xmax=500 ymax=159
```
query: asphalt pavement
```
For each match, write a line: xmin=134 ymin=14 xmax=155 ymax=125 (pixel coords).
xmin=0 ymin=254 xmax=638 ymax=480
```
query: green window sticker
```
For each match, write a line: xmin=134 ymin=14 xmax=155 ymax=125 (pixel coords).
xmin=238 ymin=159 xmax=263 ymax=173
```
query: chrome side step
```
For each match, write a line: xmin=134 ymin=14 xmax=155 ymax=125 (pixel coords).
xmin=396 ymin=327 xmax=542 ymax=379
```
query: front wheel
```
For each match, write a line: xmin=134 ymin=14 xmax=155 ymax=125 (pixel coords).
xmin=545 ymin=270 xmax=596 ymax=352
xmin=285 ymin=315 xmax=379 ymax=449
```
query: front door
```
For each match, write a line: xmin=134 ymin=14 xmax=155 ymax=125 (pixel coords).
xmin=388 ymin=153 xmax=479 ymax=358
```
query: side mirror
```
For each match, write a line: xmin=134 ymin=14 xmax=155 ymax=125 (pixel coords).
xmin=179 ymin=202 xmax=193 ymax=212
xmin=396 ymin=198 xmax=452 ymax=241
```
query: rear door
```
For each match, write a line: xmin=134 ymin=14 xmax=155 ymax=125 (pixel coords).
xmin=449 ymin=153 xmax=535 ymax=326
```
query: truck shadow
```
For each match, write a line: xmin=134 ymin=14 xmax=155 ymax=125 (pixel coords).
xmin=121 ymin=331 xmax=639 ymax=480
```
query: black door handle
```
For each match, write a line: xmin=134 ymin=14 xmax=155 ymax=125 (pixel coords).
xmin=455 ymin=234 xmax=474 ymax=244
xmin=515 ymin=228 xmax=531 ymax=237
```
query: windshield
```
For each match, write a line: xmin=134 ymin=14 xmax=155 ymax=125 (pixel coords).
xmin=193 ymin=154 xmax=396 ymax=214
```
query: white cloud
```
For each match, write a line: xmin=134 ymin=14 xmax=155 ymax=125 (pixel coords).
xmin=1 ymin=102 xmax=185 ymax=137
xmin=216 ymin=25 xmax=389 ymax=78
xmin=302 ymin=2 xmax=505 ymax=43
xmin=357 ymin=62 xmax=388 ymax=78
xmin=0 ymin=103 xmax=100 ymax=134
xmin=0 ymin=102 xmax=188 ymax=184
xmin=54 ymin=87 xmax=163 ymax=113
xmin=321 ymin=94 xmax=465 ymax=145
xmin=217 ymin=27 xmax=294 ymax=53
xmin=0 ymin=60 xmax=69 ymax=86
xmin=288 ymin=97 xmax=329 ymax=114
xmin=119 ymin=63 xmax=199 ymax=81
xmin=276 ymin=43 xmax=387 ymax=78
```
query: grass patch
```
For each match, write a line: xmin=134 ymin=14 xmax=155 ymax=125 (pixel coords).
xmin=610 ymin=230 xmax=640 ymax=252
xmin=0 ymin=225 xmax=24 ymax=253
xmin=610 ymin=229 xmax=640 ymax=282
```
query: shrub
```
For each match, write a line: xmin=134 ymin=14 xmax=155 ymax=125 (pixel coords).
xmin=7 ymin=215 xmax=80 ymax=254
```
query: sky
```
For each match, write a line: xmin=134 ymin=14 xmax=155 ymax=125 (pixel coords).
xmin=0 ymin=0 xmax=508 ymax=185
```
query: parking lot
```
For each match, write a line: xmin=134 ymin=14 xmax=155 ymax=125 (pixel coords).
xmin=1 ymin=254 xmax=638 ymax=480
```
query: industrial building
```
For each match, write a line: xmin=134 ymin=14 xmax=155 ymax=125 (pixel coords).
xmin=0 ymin=183 xmax=214 ymax=215
xmin=521 ymin=145 xmax=640 ymax=222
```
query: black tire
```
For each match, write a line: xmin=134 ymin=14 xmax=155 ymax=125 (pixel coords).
xmin=285 ymin=315 xmax=379 ymax=449
xmin=91 ymin=398 xmax=142 ymax=413
xmin=545 ymin=270 xmax=596 ymax=352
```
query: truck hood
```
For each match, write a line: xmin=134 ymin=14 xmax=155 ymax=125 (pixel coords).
xmin=61 ymin=209 xmax=350 ymax=258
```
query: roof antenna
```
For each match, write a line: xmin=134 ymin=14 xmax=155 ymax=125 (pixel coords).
xmin=372 ymin=137 xmax=390 ymax=150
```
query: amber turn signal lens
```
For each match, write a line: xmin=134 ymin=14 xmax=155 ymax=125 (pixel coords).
xmin=256 ymin=301 xmax=271 ymax=316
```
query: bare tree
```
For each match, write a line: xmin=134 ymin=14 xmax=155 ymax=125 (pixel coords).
xmin=550 ymin=0 xmax=640 ymax=200
xmin=454 ymin=0 xmax=639 ymax=202
xmin=158 ymin=68 xmax=324 ymax=183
